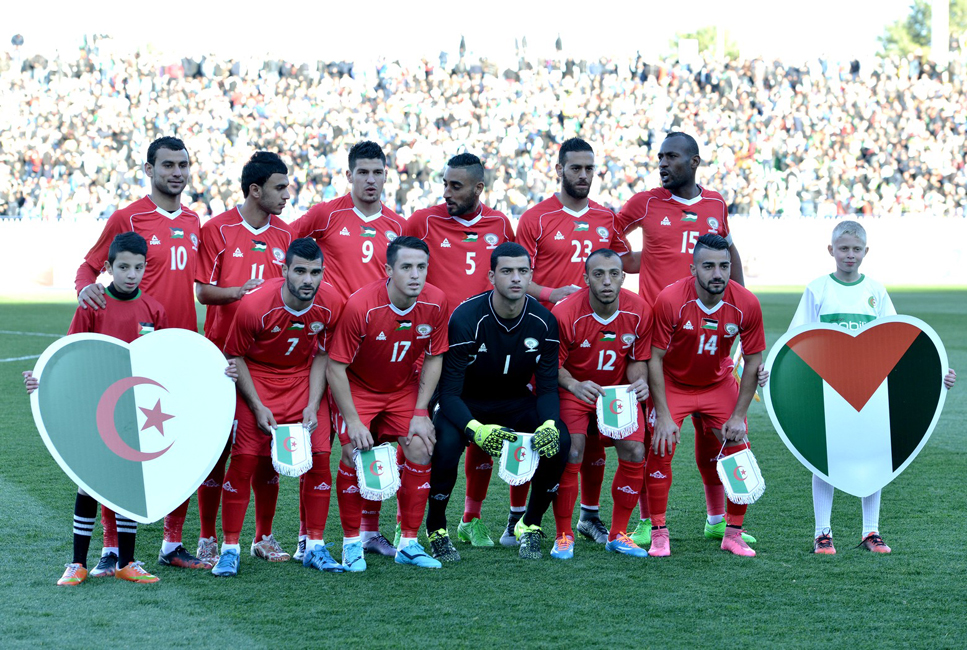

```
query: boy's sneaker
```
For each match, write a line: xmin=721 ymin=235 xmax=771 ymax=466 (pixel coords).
xmin=304 ymin=543 xmax=345 ymax=573
xmin=342 ymin=541 xmax=367 ymax=572
xmin=858 ymin=532 xmax=891 ymax=554
xmin=211 ymin=549 xmax=240 ymax=577
xmin=605 ymin=533 xmax=649 ymax=558
xmin=814 ymin=532 xmax=836 ymax=555
xmin=500 ymin=513 xmax=523 ymax=547
xmin=629 ymin=519 xmax=652 ymax=547
xmin=251 ymin=534 xmax=291 ymax=562
xmin=293 ymin=538 xmax=307 ymax=562
xmin=576 ymin=517 xmax=609 ymax=544
xmin=514 ymin=519 xmax=545 ymax=560
xmin=428 ymin=529 xmax=461 ymax=562
xmin=57 ymin=563 xmax=88 ymax=586
xmin=721 ymin=527 xmax=756 ymax=557
xmin=457 ymin=518 xmax=495 ymax=547
xmin=115 ymin=561 xmax=160 ymax=583
xmin=705 ymin=520 xmax=757 ymax=544
xmin=90 ymin=552 xmax=119 ymax=577
xmin=159 ymin=545 xmax=212 ymax=569
xmin=649 ymin=527 xmax=671 ymax=557
xmin=196 ymin=536 xmax=219 ymax=565
xmin=550 ymin=533 xmax=574 ymax=560
xmin=362 ymin=533 xmax=397 ymax=557
xmin=395 ymin=541 xmax=442 ymax=569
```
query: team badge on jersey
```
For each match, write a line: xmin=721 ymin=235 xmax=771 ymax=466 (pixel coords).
xmin=416 ymin=324 xmax=432 ymax=337
xmin=385 ymin=230 xmax=397 ymax=241
xmin=596 ymin=226 xmax=609 ymax=242
xmin=29 ymin=330 xmax=235 ymax=523
xmin=868 ymin=296 xmax=876 ymax=308
xmin=764 ymin=315 xmax=949 ymax=498
xmin=725 ymin=323 xmax=739 ymax=337
xmin=524 ymin=337 xmax=539 ymax=352
xmin=309 ymin=322 xmax=324 ymax=334
xmin=485 ymin=233 xmax=499 ymax=248
xmin=272 ymin=248 xmax=285 ymax=264
xmin=190 ymin=233 xmax=199 ymax=250
xmin=621 ymin=333 xmax=635 ymax=348
xmin=707 ymin=217 xmax=719 ymax=230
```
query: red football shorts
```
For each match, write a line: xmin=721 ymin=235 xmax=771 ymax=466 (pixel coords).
xmin=334 ymin=381 xmax=419 ymax=446
xmin=560 ymin=395 xmax=644 ymax=444
xmin=232 ymin=373 xmax=331 ymax=456
xmin=663 ymin=375 xmax=741 ymax=431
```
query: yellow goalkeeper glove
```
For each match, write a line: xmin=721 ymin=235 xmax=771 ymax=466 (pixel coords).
xmin=467 ymin=420 xmax=517 ymax=456
xmin=533 ymin=419 xmax=561 ymax=458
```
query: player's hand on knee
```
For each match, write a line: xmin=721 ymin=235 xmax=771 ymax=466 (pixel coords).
xmin=406 ymin=415 xmax=436 ymax=449
xmin=652 ymin=418 xmax=678 ymax=458
xmin=570 ymin=380 xmax=605 ymax=404
xmin=468 ymin=420 xmax=517 ymax=456
xmin=756 ymin=363 xmax=770 ymax=387
xmin=627 ymin=379 xmax=648 ymax=402
xmin=78 ymin=283 xmax=107 ymax=310
xmin=23 ymin=370 xmax=38 ymax=394
xmin=224 ymin=359 xmax=239 ymax=382
xmin=944 ymin=368 xmax=956 ymax=390
xmin=348 ymin=422 xmax=374 ymax=451
xmin=533 ymin=419 xmax=561 ymax=458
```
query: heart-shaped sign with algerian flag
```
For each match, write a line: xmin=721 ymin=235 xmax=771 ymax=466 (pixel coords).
xmin=763 ymin=315 xmax=948 ymax=498
xmin=30 ymin=330 xmax=236 ymax=523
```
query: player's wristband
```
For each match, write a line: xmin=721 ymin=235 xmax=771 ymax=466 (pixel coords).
xmin=539 ymin=287 xmax=553 ymax=302
xmin=413 ymin=409 xmax=430 ymax=418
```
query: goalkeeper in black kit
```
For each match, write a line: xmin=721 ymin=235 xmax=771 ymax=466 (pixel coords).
xmin=425 ymin=242 xmax=570 ymax=561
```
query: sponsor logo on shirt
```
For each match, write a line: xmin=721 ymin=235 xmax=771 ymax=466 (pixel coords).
xmin=395 ymin=320 xmax=412 ymax=331
xmin=581 ymin=340 xmax=591 ymax=348
xmin=725 ymin=323 xmax=739 ymax=337
xmin=524 ymin=337 xmax=539 ymax=352
xmin=441 ymin=238 xmax=451 ymax=248
xmin=251 ymin=240 xmax=267 ymax=252
xmin=463 ymin=231 xmax=478 ymax=243
xmin=681 ymin=211 xmax=697 ymax=222
xmin=702 ymin=318 xmax=718 ymax=331
xmin=478 ymin=343 xmax=487 ymax=353
xmin=660 ymin=216 xmax=672 ymax=226
xmin=271 ymin=326 xmax=282 ymax=333
xmin=485 ymin=233 xmax=499 ymax=249
xmin=340 ymin=227 xmax=351 ymax=236
xmin=684 ymin=320 xmax=694 ymax=330
xmin=554 ymin=231 xmax=565 ymax=240
xmin=360 ymin=226 xmax=376 ymax=237
xmin=596 ymin=226 xmax=609 ymax=242
xmin=377 ymin=331 xmax=387 ymax=340
xmin=170 ymin=227 xmax=185 ymax=239
xmin=150 ymin=235 xmax=161 ymax=246
xmin=600 ymin=331 xmax=616 ymax=342
xmin=138 ymin=322 xmax=155 ymax=336
xmin=574 ymin=221 xmax=589 ymax=232
xmin=233 ymin=247 xmax=243 ymax=258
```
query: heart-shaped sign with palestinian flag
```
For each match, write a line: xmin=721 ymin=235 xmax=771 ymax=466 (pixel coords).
xmin=763 ymin=315 xmax=948 ymax=498
xmin=30 ymin=330 xmax=236 ymax=523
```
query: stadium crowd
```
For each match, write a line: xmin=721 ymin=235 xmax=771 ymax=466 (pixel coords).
xmin=2 ymin=36 xmax=965 ymax=221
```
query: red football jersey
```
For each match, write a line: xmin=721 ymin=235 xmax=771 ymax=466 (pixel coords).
xmin=617 ymin=187 xmax=731 ymax=305
xmin=223 ymin=277 xmax=340 ymax=379
xmin=404 ymin=203 xmax=515 ymax=314
xmin=196 ymin=208 xmax=295 ymax=349
xmin=75 ymin=196 xmax=201 ymax=331
xmin=553 ymin=288 xmax=652 ymax=405
xmin=652 ymin=277 xmax=765 ymax=388
xmin=517 ymin=195 xmax=629 ymax=308
xmin=291 ymin=194 xmax=405 ymax=302
xmin=328 ymin=279 xmax=449 ymax=394
xmin=67 ymin=287 xmax=168 ymax=343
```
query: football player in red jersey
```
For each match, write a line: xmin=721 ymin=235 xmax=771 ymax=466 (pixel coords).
xmin=550 ymin=249 xmax=652 ymax=559
xmin=647 ymin=234 xmax=764 ymax=558
xmin=404 ymin=153 xmax=515 ymax=548
xmin=327 ymin=236 xmax=449 ymax=570
xmin=513 ymin=138 xmax=631 ymax=546
xmin=214 ymin=238 xmax=344 ymax=576
xmin=74 ymin=136 xmax=209 ymax=571
xmin=193 ymin=152 xmax=295 ymax=565
xmin=618 ymin=132 xmax=751 ymax=548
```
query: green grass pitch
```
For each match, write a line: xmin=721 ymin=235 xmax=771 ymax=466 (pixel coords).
xmin=1 ymin=291 xmax=964 ymax=648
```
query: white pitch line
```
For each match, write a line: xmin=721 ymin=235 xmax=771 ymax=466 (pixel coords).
xmin=0 ymin=330 xmax=63 ymax=338
xmin=0 ymin=354 xmax=41 ymax=363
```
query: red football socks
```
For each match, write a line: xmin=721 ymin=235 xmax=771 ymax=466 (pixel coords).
xmin=398 ymin=461 xmax=432 ymax=538
xmin=580 ymin=435 xmax=606 ymax=508
xmin=300 ymin=454 xmax=332 ymax=541
xmin=553 ymin=461 xmax=581 ymax=537
xmin=610 ymin=459 xmax=645 ymax=540
xmin=336 ymin=461 xmax=362 ymax=537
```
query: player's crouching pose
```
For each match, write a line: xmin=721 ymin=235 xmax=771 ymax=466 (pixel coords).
xmin=326 ymin=236 xmax=449 ymax=570
xmin=551 ymin=249 xmax=653 ymax=559
xmin=647 ymin=234 xmax=765 ymax=558
xmin=214 ymin=238 xmax=342 ymax=576
xmin=425 ymin=242 xmax=570 ymax=561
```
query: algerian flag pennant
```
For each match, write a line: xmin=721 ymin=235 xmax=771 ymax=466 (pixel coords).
xmin=354 ymin=443 xmax=400 ymax=500
xmin=716 ymin=448 xmax=765 ymax=504
xmin=498 ymin=433 xmax=538 ymax=485
xmin=596 ymin=385 xmax=638 ymax=439
xmin=271 ymin=423 xmax=312 ymax=477
xmin=764 ymin=316 xmax=949 ymax=498
xmin=30 ymin=331 xmax=235 ymax=523
xmin=251 ymin=240 xmax=267 ymax=252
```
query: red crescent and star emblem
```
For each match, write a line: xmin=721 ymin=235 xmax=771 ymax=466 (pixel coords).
xmin=96 ymin=376 xmax=174 ymax=462
xmin=283 ymin=437 xmax=297 ymax=452
xmin=609 ymin=398 xmax=624 ymax=415
xmin=370 ymin=461 xmax=384 ymax=476
xmin=733 ymin=466 xmax=747 ymax=481
xmin=514 ymin=446 xmax=526 ymax=462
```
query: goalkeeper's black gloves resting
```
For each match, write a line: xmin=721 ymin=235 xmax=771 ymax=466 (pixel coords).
xmin=466 ymin=420 xmax=517 ymax=456
xmin=532 ymin=419 xmax=561 ymax=458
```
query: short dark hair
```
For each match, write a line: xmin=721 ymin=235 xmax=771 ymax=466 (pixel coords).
xmin=490 ymin=242 xmax=531 ymax=271
xmin=285 ymin=237 xmax=323 ymax=266
xmin=386 ymin=236 xmax=429 ymax=268
xmin=693 ymin=233 xmax=730 ymax=260
xmin=559 ymin=138 xmax=593 ymax=166
xmin=447 ymin=152 xmax=484 ymax=185
xmin=584 ymin=248 xmax=621 ymax=273
xmin=241 ymin=152 xmax=288 ymax=197
xmin=147 ymin=136 xmax=189 ymax=166
xmin=108 ymin=231 xmax=148 ymax=264
xmin=664 ymin=132 xmax=700 ymax=158
xmin=348 ymin=141 xmax=386 ymax=171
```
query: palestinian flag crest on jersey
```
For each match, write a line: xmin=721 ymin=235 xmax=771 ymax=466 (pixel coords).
xmin=360 ymin=226 xmax=376 ymax=238
xmin=251 ymin=240 xmax=267 ymax=252
xmin=170 ymin=227 xmax=185 ymax=239
xmin=681 ymin=211 xmax=698 ymax=222
xmin=764 ymin=316 xmax=949 ymax=498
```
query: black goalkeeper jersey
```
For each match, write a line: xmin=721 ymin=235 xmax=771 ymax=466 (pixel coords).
xmin=438 ymin=291 xmax=561 ymax=433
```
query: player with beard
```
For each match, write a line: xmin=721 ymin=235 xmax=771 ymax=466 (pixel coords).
xmin=403 ymin=153 xmax=515 ymax=549
xmin=512 ymin=139 xmax=631 ymax=547
xmin=213 ymin=238 xmax=343 ymax=576
xmin=617 ymin=132 xmax=753 ymax=549
xmin=193 ymin=152 xmax=295 ymax=565
xmin=74 ymin=136 xmax=209 ymax=573
xmin=647 ymin=234 xmax=764 ymax=558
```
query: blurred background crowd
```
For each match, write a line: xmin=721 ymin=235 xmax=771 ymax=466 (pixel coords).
xmin=2 ymin=32 xmax=965 ymax=222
